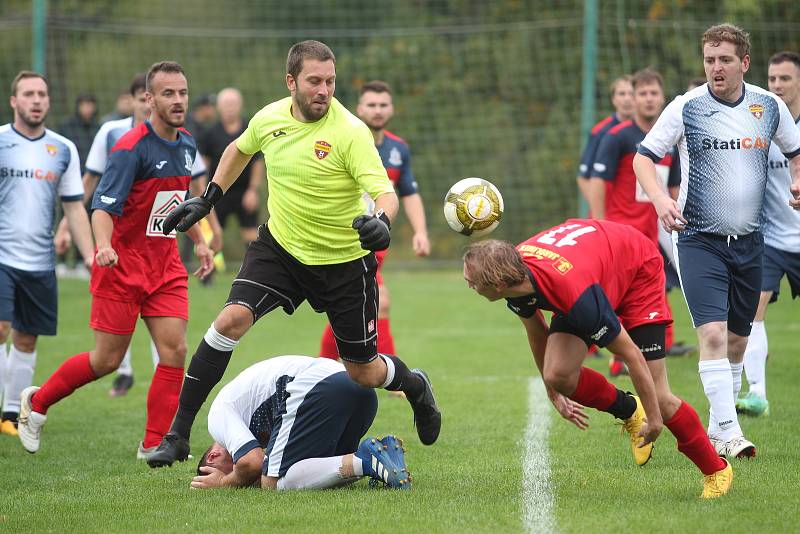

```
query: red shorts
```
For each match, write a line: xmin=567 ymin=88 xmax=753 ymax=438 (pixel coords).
xmin=375 ymin=249 xmax=388 ymax=286
xmin=616 ymin=252 xmax=672 ymax=331
xmin=90 ymin=275 xmax=188 ymax=335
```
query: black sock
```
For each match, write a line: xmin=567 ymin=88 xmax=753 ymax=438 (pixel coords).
xmin=2 ymin=411 xmax=18 ymax=425
xmin=605 ymin=389 xmax=637 ymax=420
xmin=170 ymin=340 xmax=233 ymax=439
xmin=381 ymin=354 xmax=425 ymax=400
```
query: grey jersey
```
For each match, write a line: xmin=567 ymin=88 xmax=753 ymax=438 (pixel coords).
xmin=639 ymin=83 xmax=800 ymax=236
xmin=763 ymin=116 xmax=800 ymax=252
xmin=0 ymin=124 xmax=83 ymax=271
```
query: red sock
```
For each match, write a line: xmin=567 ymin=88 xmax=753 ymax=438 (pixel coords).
xmin=31 ymin=352 xmax=96 ymax=415
xmin=377 ymin=318 xmax=396 ymax=355
xmin=143 ymin=364 xmax=184 ymax=448
xmin=665 ymin=400 xmax=727 ymax=475
xmin=569 ymin=367 xmax=617 ymax=410
xmin=319 ymin=324 xmax=339 ymax=360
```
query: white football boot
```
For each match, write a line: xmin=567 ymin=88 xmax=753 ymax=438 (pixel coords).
xmin=18 ymin=386 xmax=47 ymax=453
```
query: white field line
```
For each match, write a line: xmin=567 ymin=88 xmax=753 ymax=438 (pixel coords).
xmin=522 ymin=377 xmax=556 ymax=534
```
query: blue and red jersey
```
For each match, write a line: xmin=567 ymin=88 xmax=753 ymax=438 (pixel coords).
xmin=578 ymin=114 xmax=623 ymax=179
xmin=591 ymin=120 xmax=680 ymax=245
xmin=506 ymin=219 xmax=670 ymax=346
xmin=376 ymin=130 xmax=418 ymax=197
xmin=90 ymin=121 xmax=198 ymax=298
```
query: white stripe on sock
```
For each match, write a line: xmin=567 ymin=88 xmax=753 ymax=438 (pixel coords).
xmin=522 ymin=377 xmax=555 ymax=534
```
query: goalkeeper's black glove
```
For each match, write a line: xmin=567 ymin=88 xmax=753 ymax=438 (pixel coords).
xmin=163 ymin=182 xmax=224 ymax=234
xmin=352 ymin=209 xmax=391 ymax=251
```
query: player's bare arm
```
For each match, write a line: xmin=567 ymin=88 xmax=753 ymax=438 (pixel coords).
xmin=401 ymin=193 xmax=430 ymax=256
xmin=91 ymin=209 xmax=118 ymax=267
xmin=586 ymin=177 xmax=607 ymax=219
xmin=789 ymin=155 xmax=800 ymax=209
xmin=55 ymin=170 xmax=101 ymax=252
xmin=605 ymin=327 xmax=663 ymax=445
xmin=633 ymin=152 xmax=686 ymax=230
xmin=184 ymin=224 xmax=214 ymax=280
xmin=191 ymin=447 xmax=263 ymax=489
xmin=242 ymin=157 xmax=264 ymax=214
xmin=373 ymin=190 xmax=399 ymax=222
xmin=62 ymin=200 xmax=94 ymax=268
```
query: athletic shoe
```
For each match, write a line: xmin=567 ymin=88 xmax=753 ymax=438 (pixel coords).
xmin=620 ymin=395 xmax=653 ymax=466
xmin=109 ymin=373 xmax=134 ymax=397
xmin=356 ymin=435 xmax=411 ymax=490
xmin=711 ymin=435 xmax=756 ymax=459
xmin=407 ymin=369 xmax=441 ymax=445
xmin=137 ymin=441 xmax=158 ymax=461
xmin=666 ymin=341 xmax=697 ymax=357
xmin=609 ymin=358 xmax=628 ymax=377
xmin=0 ymin=419 xmax=19 ymax=437
xmin=735 ymin=392 xmax=770 ymax=417
xmin=701 ymin=458 xmax=733 ymax=499
xmin=18 ymin=386 xmax=46 ymax=453
xmin=146 ymin=431 xmax=191 ymax=468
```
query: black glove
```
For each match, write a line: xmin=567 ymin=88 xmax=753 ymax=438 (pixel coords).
xmin=352 ymin=209 xmax=391 ymax=251
xmin=163 ymin=182 xmax=224 ymax=234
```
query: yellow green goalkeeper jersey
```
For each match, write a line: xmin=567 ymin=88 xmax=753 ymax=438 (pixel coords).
xmin=236 ymin=96 xmax=394 ymax=265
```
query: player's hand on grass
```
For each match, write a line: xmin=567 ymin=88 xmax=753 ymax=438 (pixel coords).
xmin=190 ymin=466 xmax=225 ymax=489
xmin=637 ymin=418 xmax=663 ymax=447
xmin=549 ymin=391 xmax=589 ymax=430
xmin=412 ymin=232 xmax=431 ymax=256
xmin=95 ymin=245 xmax=118 ymax=267
xmin=653 ymin=194 xmax=687 ymax=231
xmin=352 ymin=211 xmax=391 ymax=252
xmin=193 ymin=243 xmax=215 ymax=280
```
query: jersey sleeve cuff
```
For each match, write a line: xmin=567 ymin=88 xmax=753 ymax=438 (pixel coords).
xmin=232 ymin=439 xmax=262 ymax=464
xmin=637 ymin=145 xmax=662 ymax=162
xmin=90 ymin=204 xmax=123 ymax=217
xmin=85 ymin=167 xmax=103 ymax=177
xmin=61 ymin=194 xmax=84 ymax=202
xmin=783 ymin=147 xmax=800 ymax=160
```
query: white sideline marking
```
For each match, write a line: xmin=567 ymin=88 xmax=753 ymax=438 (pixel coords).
xmin=522 ymin=377 xmax=555 ymax=534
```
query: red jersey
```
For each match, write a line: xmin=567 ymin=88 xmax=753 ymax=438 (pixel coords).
xmin=506 ymin=219 xmax=670 ymax=346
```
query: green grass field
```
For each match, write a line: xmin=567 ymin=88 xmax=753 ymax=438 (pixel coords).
xmin=0 ymin=269 xmax=798 ymax=533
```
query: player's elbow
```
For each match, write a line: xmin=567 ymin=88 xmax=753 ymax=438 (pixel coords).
xmin=235 ymin=455 xmax=263 ymax=486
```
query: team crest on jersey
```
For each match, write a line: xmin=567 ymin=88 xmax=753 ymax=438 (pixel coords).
xmin=45 ymin=144 xmax=58 ymax=157
xmin=749 ymin=104 xmax=764 ymax=120
xmin=388 ymin=147 xmax=402 ymax=166
xmin=184 ymin=150 xmax=193 ymax=171
xmin=314 ymin=140 xmax=332 ymax=159
xmin=147 ymin=190 xmax=185 ymax=238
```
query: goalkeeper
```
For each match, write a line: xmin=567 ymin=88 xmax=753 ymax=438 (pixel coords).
xmin=148 ymin=40 xmax=440 ymax=468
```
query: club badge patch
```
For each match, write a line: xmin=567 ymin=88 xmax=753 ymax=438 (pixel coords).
xmin=749 ymin=104 xmax=764 ymax=120
xmin=45 ymin=144 xmax=58 ymax=157
xmin=314 ymin=140 xmax=332 ymax=159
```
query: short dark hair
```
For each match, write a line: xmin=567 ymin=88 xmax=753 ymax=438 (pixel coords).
xmin=688 ymin=77 xmax=706 ymax=90
xmin=609 ymin=75 xmax=632 ymax=98
xmin=10 ymin=70 xmax=48 ymax=97
xmin=632 ymin=68 xmax=664 ymax=90
xmin=702 ymin=23 xmax=750 ymax=59
xmin=146 ymin=61 xmax=185 ymax=92
xmin=286 ymin=40 xmax=335 ymax=79
xmin=196 ymin=444 xmax=215 ymax=476
xmin=769 ymin=51 xmax=800 ymax=71
xmin=129 ymin=73 xmax=146 ymax=96
xmin=360 ymin=80 xmax=392 ymax=96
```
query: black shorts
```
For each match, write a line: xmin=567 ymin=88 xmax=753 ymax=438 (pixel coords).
xmin=227 ymin=225 xmax=380 ymax=363
xmin=214 ymin=187 xmax=259 ymax=230
xmin=549 ymin=316 xmax=666 ymax=361
xmin=762 ymin=244 xmax=800 ymax=303
xmin=0 ymin=263 xmax=57 ymax=336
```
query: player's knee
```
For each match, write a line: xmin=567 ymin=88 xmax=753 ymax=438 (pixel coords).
xmin=158 ymin=340 xmax=188 ymax=367
xmin=543 ymin=368 xmax=574 ymax=394
xmin=0 ymin=322 xmax=10 ymax=343
xmin=343 ymin=361 xmax=383 ymax=388
xmin=214 ymin=305 xmax=254 ymax=340
xmin=697 ymin=323 xmax=727 ymax=354
xmin=11 ymin=330 xmax=37 ymax=353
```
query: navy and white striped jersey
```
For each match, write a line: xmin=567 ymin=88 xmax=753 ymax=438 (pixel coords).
xmin=763 ymin=116 xmax=800 ymax=253
xmin=0 ymin=124 xmax=83 ymax=271
xmin=207 ymin=356 xmax=345 ymax=464
xmin=638 ymin=83 xmax=800 ymax=236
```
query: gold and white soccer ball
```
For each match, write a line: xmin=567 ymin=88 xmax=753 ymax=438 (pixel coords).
xmin=443 ymin=177 xmax=504 ymax=237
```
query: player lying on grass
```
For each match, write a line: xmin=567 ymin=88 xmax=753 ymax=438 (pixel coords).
xmin=462 ymin=219 xmax=732 ymax=498
xmin=190 ymin=355 xmax=411 ymax=490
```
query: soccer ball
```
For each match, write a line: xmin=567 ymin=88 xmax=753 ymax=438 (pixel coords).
xmin=443 ymin=178 xmax=504 ymax=236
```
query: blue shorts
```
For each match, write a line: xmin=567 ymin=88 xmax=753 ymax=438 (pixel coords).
xmin=264 ymin=371 xmax=378 ymax=478
xmin=0 ymin=262 xmax=57 ymax=336
xmin=675 ymin=232 xmax=762 ymax=336
xmin=763 ymin=244 xmax=800 ymax=303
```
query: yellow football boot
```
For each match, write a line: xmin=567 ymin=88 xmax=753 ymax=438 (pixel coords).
xmin=621 ymin=395 xmax=653 ymax=466
xmin=702 ymin=458 xmax=733 ymax=498
xmin=0 ymin=419 xmax=19 ymax=437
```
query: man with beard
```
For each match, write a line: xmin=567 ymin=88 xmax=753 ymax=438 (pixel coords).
xmin=319 ymin=81 xmax=430 ymax=365
xmin=148 ymin=41 xmax=441 ymax=468
xmin=0 ymin=72 xmax=94 ymax=437
xmin=17 ymin=62 xmax=215 ymax=458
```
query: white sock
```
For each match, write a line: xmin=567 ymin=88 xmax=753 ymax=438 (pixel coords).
xmin=0 ymin=343 xmax=7 ymax=401
xmin=699 ymin=358 xmax=742 ymax=440
xmin=276 ymin=456 xmax=357 ymax=490
xmin=730 ymin=361 xmax=744 ymax=399
xmin=2 ymin=346 xmax=36 ymax=415
xmin=117 ymin=346 xmax=134 ymax=376
xmin=379 ymin=354 xmax=395 ymax=389
xmin=150 ymin=339 xmax=160 ymax=369
xmin=744 ymin=320 xmax=768 ymax=399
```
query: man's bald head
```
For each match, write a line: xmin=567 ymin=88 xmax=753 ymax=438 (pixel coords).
xmin=217 ymin=87 xmax=243 ymax=123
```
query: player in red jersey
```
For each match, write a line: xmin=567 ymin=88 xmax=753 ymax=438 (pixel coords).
xmin=17 ymin=62 xmax=214 ymax=459
xmin=319 ymin=81 xmax=430 ymax=364
xmin=462 ymin=219 xmax=732 ymax=498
